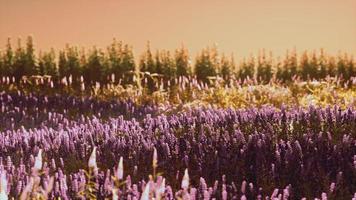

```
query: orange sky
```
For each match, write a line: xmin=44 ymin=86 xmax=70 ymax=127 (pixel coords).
xmin=0 ymin=0 xmax=355 ymax=59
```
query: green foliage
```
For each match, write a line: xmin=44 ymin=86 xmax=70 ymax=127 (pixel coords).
xmin=37 ymin=49 xmax=57 ymax=77
xmin=12 ymin=38 xmax=27 ymax=81
xmin=3 ymin=38 xmax=14 ymax=76
xmin=300 ymin=51 xmax=318 ymax=80
xmin=120 ymin=44 xmax=136 ymax=83
xmin=219 ymin=54 xmax=234 ymax=82
xmin=0 ymin=37 xmax=355 ymax=85
xmin=65 ymin=45 xmax=81 ymax=83
xmin=175 ymin=46 xmax=191 ymax=76
xmin=84 ymin=47 xmax=104 ymax=84
xmin=140 ymin=42 xmax=155 ymax=74
xmin=0 ymin=51 xmax=4 ymax=76
xmin=107 ymin=40 xmax=135 ymax=84
xmin=337 ymin=53 xmax=355 ymax=81
xmin=195 ymin=47 xmax=218 ymax=82
xmin=9 ymin=36 xmax=37 ymax=81
xmin=25 ymin=36 xmax=36 ymax=76
xmin=161 ymin=51 xmax=176 ymax=79
xmin=256 ymin=50 xmax=273 ymax=83
xmin=318 ymin=49 xmax=328 ymax=79
xmin=58 ymin=50 xmax=67 ymax=79
xmin=276 ymin=49 xmax=298 ymax=82
xmin=237 ymin=57 xmax=255 ymax=81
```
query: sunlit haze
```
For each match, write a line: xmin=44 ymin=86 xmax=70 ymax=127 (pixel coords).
xmin=1 ymin=0 xmax=355 ymax=59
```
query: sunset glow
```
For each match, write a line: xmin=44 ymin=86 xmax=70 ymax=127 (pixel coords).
xmin=1 ymin=0 xmax=355 ymax=58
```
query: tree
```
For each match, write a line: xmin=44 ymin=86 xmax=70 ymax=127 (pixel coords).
xmin=220 ymin=54 xmax=234 ymax=82
xmin=346 ymin=56 xmax=355 ymax=80
xmin=24 ymin=36 xmax=36 ymax=76
xmin=0 ymin=52 xmax=4 ymax=77
xmin=38 ymin=49 xmax=57 ymax=77
xmin=139 ymin=42 xmax=156 ymax=91
xmin=336 ymin=53 xmax=354 ymax=81
xmin=256 ymin=50 xmax=273 ymax=83
xmin=276 ymin=49 xmax=297 ymax=82
xmin=175 ymin=46 xmax=190 ymax=76
xmin=237 ymin=57 xmax=255 ymax=81
xmin=309 ymin=51 xmax=319 ymax=79
xmin=300 ymin=51 xmax=312 ymax=80
xmin=161 ymin=51 xmax=176 ymax=79
xmin=58 ymin=50 xmax=68 ymax=78
xmin=195 ymin=48 xmax=217 ymax=83
xmin=120 ymin=44 xmax=135 ymax=84
xmin=3 ymin=38 xmax=14 ymax=76
xmin=79 ymin=48 xmax=87 ymax=77
xmin=107 ymin=39 xmax=121 ymax=83
xmin=84 ymin=47 xmax=104 ymax=84
xmin=38 ymin=52 xmax=45 ymax=75
xmin=318 ymin=49 xmax=327 ymax=79
xmin=289 ymin=49 xmax=298 ymax=80
xmin=12 ymin=38 xmax=27 ymax=81
xmin=326 ymin=56 xmax=336 ymax=77
xmin=155 ymin=50 xmax=163 ymax=75
xmin=145 ymin=43 xmax=155 ymax=73
xmin=66 ymin=45 xmax=81 ymax=83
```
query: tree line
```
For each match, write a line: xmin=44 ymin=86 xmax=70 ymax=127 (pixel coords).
xmin=0 ymin=36 xmax=354 ymax=87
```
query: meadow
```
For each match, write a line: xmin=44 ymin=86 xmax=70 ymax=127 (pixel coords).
xmin=0 ymin=37 xmax=355 ymax=199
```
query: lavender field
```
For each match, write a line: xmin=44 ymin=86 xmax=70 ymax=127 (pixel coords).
xmin=0 ymin=35 xmax=355 ymax=199
xmin=0 ymin=73 xmax=355 ymax=200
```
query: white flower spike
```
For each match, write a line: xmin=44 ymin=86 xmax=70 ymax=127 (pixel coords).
xmin=117 ymin=156 xmax=124 ymax=180
xmin=112 ymin=188 xmax=118 ymax=200
xmin=140 ymin=183 xmax=150 ymax=200
xmin=181 ymin=168 xmax=189 ymax=190
xmin=153 ymin=147 xmax=158 ymax=168
xmin=88 ymin=147 xmax=97 ymax=170
xmin=34 ymin=149 xmax=43 ymax=171
xmin=0 ymin=171 xmax=7 ymax=200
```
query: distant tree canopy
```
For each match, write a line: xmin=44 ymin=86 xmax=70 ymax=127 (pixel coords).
xmin=0 ymin=37 xmax=355 ymax=87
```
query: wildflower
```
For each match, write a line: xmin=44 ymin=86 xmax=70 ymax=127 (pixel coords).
xmin=181 ymin=169 xmax=189 ymax=190
xmin=80 ymin=82 xmax=85 ymax=92
xmin=34 ymin=149 xmax=43 ymax=171
xmin=140 ymin=183 xmax=150 ymax=200
xmin=241 ymin=180 xmax=247 ymax=194
xmin=61 ymin=77 xmax=67 ymax=86
xmin=20 ymin=177 xmax=34 ymax=200
xmin=116 ymin=156 xmax=123 ymax=180
xmin=45 ymin=177 xmax=55 ymax=195
xmin=88 ymin=147 xmax=97 ymax=170
xmin=222 ymin=189 xmax=227 ymax=200
xmin=329 ymin=182 xmax=335 ymax=193
xmin=68 ymin=75 xmax=72 ymax=85
xmin=156 ymin=178 xmax=166 ymax=199
xmin=0 ymin=171 xmax=7 ymax=200
xmin=153 ymin=147 xmax=158 ymax=169
xmin=112 ymin=188 xmax=118 ymax=200
xmin=111 ymin=74 xmax=115 ymax=83
xmin=95 ymin=82 xmax=100 ymax=89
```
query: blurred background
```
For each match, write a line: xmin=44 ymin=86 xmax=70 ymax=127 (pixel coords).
xmin=1 ymin=0 xmax=355 ymax=59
